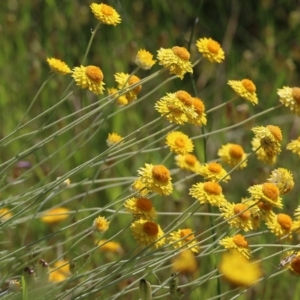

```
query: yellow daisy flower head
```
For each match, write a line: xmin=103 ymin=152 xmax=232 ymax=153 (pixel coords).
xmin=219 ymin=251 xmax=262 ymax=287
xmin=106 ymin=132 xmax=123 ymax=147
xmin=189 ymin=97 xmax=207 ymax=126
xmin=219 ymin=234 xmax=251 ymax=259
xmin=49 ymin=259 xmax=71 ymax=282
xmin=248 ymin=183 xmax=283 ymax=208
xmin=114 ymin=72 xmax=142 ymax=103
xmin=220 ymin=202 xmax=253 ymax=231
xmin=277 ymin=86 xmax=300 ymax=116
xmin=266 ymin=213 xmax=292 ymax=238
xmin=137 ymin=164 xmax=173 ymax=196
xmin=289 ymin=251 xmax=300 ymax=276
xmin=217 ymin=143 xmax=248 ymax=169
xmin=172 ymin=249 xmax=198 ymax=274
xmin=198 ymin=162 xmax=230 ymax=183
xmin=124 ymin=197 xmax=156 ymax=220
xmin=90 ymin=3 xmax=121 ymax=26
xmin=252 ymin=125 xmax=282 ymax=156
xmin=130 ymin=178 xmax=149 ymax=197
xmin=0 ymin=207 xmax=12 ymax=221
xmin=40 ymin=207 xmax=70 ymax=224
xmin=267 ymin=168 xmax=294 ymax=194
xmin=169 ymin=228 xmax=199 ymax=253
xmin=196 ymin=37 xmax=225 ymax=63
xmin=287 ymin=136 xmax=300 ymax=157
xmin=72 ymin=65 xmax=105 ymax=95
xmin=107 ymin=87 xmax=128 ymax=106
xmin=251 ymin=137 xmax=277 ymax=165
xmin=166 ymin=131 xmax=194 ymax=155
xmin=130 ymin=219 xmax=165 ymax=248
xmin=93 ymin=216 xmax=110 ymax=233
xmin=135 ymin=49 xmax=156 ymax=70
xmin=46 ymin=58 xmax=71 ymax=75
xmin=49 ymin=269 xmax=67 ymax=282
xmin=175 ymin=153 xmax=201 ymax=173
xmin=292 ymin=219 xmax=300 ymax=233
xmin=97 ymin=239 xmax=123 ymax=254
xmin=157 ymin=46 xmax=193 ymax=79
xmin=228 ymin=79 xmax=258 ymax=105
xmin=189 ymin=181 xmax=227 ymax=207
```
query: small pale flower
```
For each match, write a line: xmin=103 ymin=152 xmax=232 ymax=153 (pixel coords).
xmin=175 ymin=153 xmax=201 ymax=173
xmin=219 ymin=234 xmax=251 ymax=259
xmin=40 ymin=207 xmax=70 ymax=224
xmin=277 ymin=86 xmax=300 ymax=116
xmin=106 ymin=132 xmax=123 ymax=147
xmin=252 ymin=125 xmax=282 ymax=156
xmin=72 ymin=65 xmax=105 ymax=95
xmin=107 ymin=88 xmax=128 ymax=106
xmin=266 ymin=213 xmax=293 ymax=238
xmin=189 ymin=97 xmax=207 ymax=126
xmin=196 ymin=38 xmax=225 ymax=63
xmin=138 ymin=164 xmax=172 ymax=196
xmin=90 ymin=3 xmax=121 ymax=26
xmin=267 ymin=168 xmax=294 ymax=194
xmin=135 ymin=49 xmax=156 ymax=70
xmin=93 ymin=216 xmax=110 ymax=233
xmin=189 ymin=181 xmax=227 ymax=207
xmin=251 ymin=137 xmax=277 ymax=165
xmin=124 ymin=197 xmax=156 ymax=220
xmin=46 ymin=58 xmax=71 ymax=75
xmin=169 ymin=228 xmax=199 ymax=253
xmin=228 ymin=79 xmax=258 ymax=105
xmin=172 ymin=250 xmax=198 ymax=274
xmin=97 ymin=239 xmax=123 ymax=254
xmin=198 ymin=162 xmax=230 ymax=183
xmin=166 ymin=131 xmax=194 ymax=155
xmin=130 ymin=219 xmax=165 ymax=248
xmin=218 ymin=143 xmax=248 ymax=169
xmin=287 ymin=137 xmax=300 ymax=157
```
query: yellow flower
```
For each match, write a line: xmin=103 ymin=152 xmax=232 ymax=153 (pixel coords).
xmin=172 ymin=250 xmax=198 ymax=274
xmin=49 ymin=270 xmax=67 ymax=282
xmin=124 ymin=197 xmax=156 ymax=220
xmin=189 ymin=181 xmax=227 ymax=207
xmin=169 ymin=228 xmax=199 ymax=253
xmin=130 ymin=219 xmax=165 ymax=248
xmin=166 ymin=131 xmax=194 ymax=155
xmin=228 ymin=79 xmax=258 ymax=105
xmin=90 ymin=3 xmax=121 ymax=26
xmin=72 ymin=65 xmax=105 ymax=95
xmin=266 ymin=213 xmax=293 ymax=238
xmin=219 ymin=234 xmax=251 ymax=259
xmin=267 ymin=168 xmax=294 ymax=194
xmin=49 ymin=260 xmax=70 ymax=282
xmin=289 ymin=251 xmax=300 ymax=275
xmin=287 ymin=136 xmax=300 ymax=157
xmin=252 ymin=125 xmax=282 ymax=156
xmin=248 ymin=183 xmax=283 ymax=208
xmin=137 ymin=164 xmax=173 ymax=196
xmin=294 ymin=206 xmax=300 ymax=220
xmin=114 ymin=73 xmax=142 ymax=103
xmin=219 ymin=251 xmax=262 ymax=287
xmin=107 ymin=88 xmax=128 ymax=106
xmin=131 ymin=178 xmax=149 ymax=197
xmin=106 ymin=132 xmax=123 ymax=147
xmin=175 ymin=153 xmax=201 ymax=173
xmin=198 ymin=162 xmax=230 ymax=183
xmin=196 ymin=37 xmax=225 ymax=63
xmin=292 ymin=220 xmax=300 ymax=233
xmin=40 ymin=207 xmax=70 ymax=224
xmin=217 ymin=143 xmax=248 ymax=169
xmin=135 ymin=49 xmax=156 ymax=70
xmin=97 ymin=239 xmax=123 ymax=254
xmin=277 ymin=86 xmax=300 ymax=116
xmin=93 ymin=216 xmax=110 ymax=233
xmin=46 ymin=58 xmax=71 ymax=75
xmin=220 ymin=202 xmax=253 ymax=232
xmin=251 ymin=137 xmax=277 ymax=165
xmin=0 ymin=208 xmax=12 ymax=221
xmin=157 ymin=46 xmax=193 ymax=79
xmin=189 ymin=97 xmax=207 ymax=126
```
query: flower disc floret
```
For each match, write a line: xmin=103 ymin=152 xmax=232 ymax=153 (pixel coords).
xmin=124 ymin=197 xmax=156 ymax=220
xmin=196 ymin=38 xmax=225 ymax=63
xmin=189 ymin=97 xmax=207 ymax=126
xmin=135 ymin=49 xmax=156 ymax=70
xmin=266 ymin=213 xmax=292 ymax=238
xmin=228 ymin=79 xmax=258 ymax=105
xmin=218 ymin=143 xmax=247 ymax=169
xmin=175 ymin=154 xmax=201 ymax=173
xmin=166 ymin=131 xmax=194 ymax=155
xmin=219 ymin=234 xmax=251 ymax=259
xmin=198 ymin=162 xmax=230 ymax=183
xmin=90 ymin=3 xmax=121 ymax=26
xmin=169 ymin=228 xmax=199 ymax=253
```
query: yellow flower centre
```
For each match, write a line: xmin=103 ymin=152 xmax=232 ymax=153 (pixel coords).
xmin=180 ymin=229 xmax=194 ymax=242
xmin=184 ymin=154 xmax=197 ymax=166
xmin=136 ymin=198 xmax=153 ymax=211
xmin=257 ymin=201 xmax=272 ymax=211
xmin=291 ymin=256 xmax=300 ymax=274
xmin=193 ymin=98 xmax=205 ymax=115
xmin=241 ymin=79 xmax=256 ymax=93
xmin=175 ymin=90 xmax=193 ymax=106
xmin=266 ymin=125 xmax=282 ymax=142
xmin=101 ymin=4 xmax=114 ymax=16
xmin=175 ymin=137 xmax=186 ymax=148
xmin=152 ymin=165 xmax=170 ymax=183
xmin=128 ymin=75 xmax=142 ymax=94
xmin=233 ymin=203 xmax=251 ymax=220
xmin=143 ymin=221 xmax=159 ymax=236
xmin=229 ymin=144 xmax=244 ymax=159
xmin=262 ymin=183 xmax=279 ymax=200
xmin=292 ymin=87 xmax=300 ymax=104
xmin=207 ymin=162 xmax=222 ymax=174
xmin=203 ymin=182 xmax=222 ymax=195
xmin=277 ymin=213 xmax=292 ymax=230
xmin=232 ymin=234 xmax=248 ymax=248
xmin=85 ymin=66 xmax=103 ymax=82
xmin=207 ymin=40 xmax=220 ymax=54
xmin=172 ymin=46 xmax=190 ymax=61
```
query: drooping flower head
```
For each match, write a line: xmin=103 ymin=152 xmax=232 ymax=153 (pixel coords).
xmin=106 ymin=132 xmax=123 ymax=147
xmin=266 ymin=213 xmax=293 ymax=238
xmin=130 ymin=219 xmax=165 ymax=248
xmin=198 ymin=162 xmax=230 ymax=183
xmin=267 ymin=168 xmax=294 ymax=194
xmin=157 ymin=46 xmax=193 ymax=79
xmin=175 ymin=154 xmax=201 ymax=173
xmin=135 ymin=49 xmax=156 ymax=70
xmin=218 ymin=143 xmax=248 ymax=169
xmin=189 ymin=97 xmax=207 ymax=126
xmin=137 ymin=164 xmax=173 ymax=196
xmin=124 ymin=197 xmax=156 ymax=220
xmin=251 ymin=137 xmax=277 ymax=165
xmin=72 ymin=65 xmax=105 ymax=95
xmin=166 ymin=131 xmax=194 ymax=155
xmin=277 ymin=86 xmax=300 ymax=116
xmin=93 ymin=216 xmax=110 ymax=233
xmin=46 ymin=58 xmax=71 ymax=75
xmin=287 ymin=136 xmax=300 ymax=157
xmin=219 ymin=234 xmax=251 ymax=259
xmin=228 ymin=79 xmax=258 ymax=105
xmin=169 ymin=228 xmax=199 ymax=253
xmin=171 ymin=250 xmax=198 ymax=274
xmin=40 ymin=207 xmax=70 ymax=224
xmin=90 ymin=3 xmax=121 ymax=26
xmin=196 ymin=38 xmax=225 ymax=63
